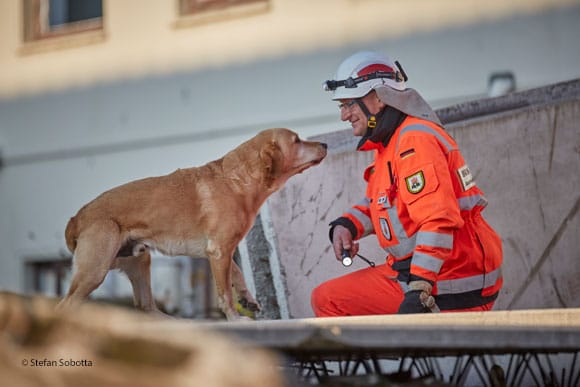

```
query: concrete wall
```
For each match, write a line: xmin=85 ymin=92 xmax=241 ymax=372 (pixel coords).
xmin=264 ymin=80 xmax=580 ymax=318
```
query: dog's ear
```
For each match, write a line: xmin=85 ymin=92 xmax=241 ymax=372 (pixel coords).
xmin=260 ymin=140 xmax=283 ymax=188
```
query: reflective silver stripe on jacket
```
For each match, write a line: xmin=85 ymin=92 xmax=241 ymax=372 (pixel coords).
xmin=396 ymin=124 xmax=456 ymax=153
xmin=356 ymin=197 xmax=371 ymax=208
xmin=347 ymin=198 xmax=373 ymax=236
xmin=382 ymin=203 xmax=454 ymax=259
xmin=412 ymin=251 xmax=444 ymax=274
xmin=436 ymin=268 xmax=502 ymax=295
xmin=383 ymin=204 xmax=416 ymax=258
xmin=416 ymin=231 xmax=453 ymax=249
xmin=458 ymin=194 xmax=488 ymax=211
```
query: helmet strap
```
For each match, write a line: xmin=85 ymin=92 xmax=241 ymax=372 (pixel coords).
xmin=354 ymin=99 xmax=377 ymax=131
xmin=356 ymin=105 xmax=407 ymax=151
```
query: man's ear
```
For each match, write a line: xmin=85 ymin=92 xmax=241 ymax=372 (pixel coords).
xmin=260 ymin=140 xmax=282 ymax=188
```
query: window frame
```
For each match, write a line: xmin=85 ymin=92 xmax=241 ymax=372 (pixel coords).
xmin=179 ymin=0 xmax=268 ymax=15
xmin=21 ymin=0 xmax=105 ymax=54
xmin=175 ymin=0 xmax=270 ymax=28
xmin=23 ymin=0 xmax=104 ymax=41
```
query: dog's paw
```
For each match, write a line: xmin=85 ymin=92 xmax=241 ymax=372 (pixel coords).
xmin=247 ymin=302 xmax=261 ymax=313
xmin=238 ymin=298 xmax=261 ymax=313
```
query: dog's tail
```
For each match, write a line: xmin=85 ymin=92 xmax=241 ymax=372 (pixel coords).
xmin=64 ymin=216 xmax=78 ymax=253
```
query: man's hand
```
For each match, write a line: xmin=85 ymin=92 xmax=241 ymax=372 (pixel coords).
xmin=397 ymin=290 xmax=431 ymax=313
xmin=332 ymin=225 xmax=359 ymax=262
xmin=397 ymin=280 xmax=439 ymax=314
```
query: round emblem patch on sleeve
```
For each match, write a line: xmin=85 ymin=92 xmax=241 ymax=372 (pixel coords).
xmin=405 ymin=171 xmax=425 ymax=194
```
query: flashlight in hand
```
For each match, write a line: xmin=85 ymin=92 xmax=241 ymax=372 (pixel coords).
xmin=341 ymin=250 xmax=353 ymax=267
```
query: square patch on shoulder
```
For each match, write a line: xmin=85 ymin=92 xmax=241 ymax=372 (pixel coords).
xmin=457 ymin=165 xmax=476 ymax=191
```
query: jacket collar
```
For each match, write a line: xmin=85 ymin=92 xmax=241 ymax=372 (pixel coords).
xmin=356 ymin=106 xmax=407 ymax=152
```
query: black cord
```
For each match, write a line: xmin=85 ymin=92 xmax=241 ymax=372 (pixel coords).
xmin=356 ymin=253 xmax=376 ymax=268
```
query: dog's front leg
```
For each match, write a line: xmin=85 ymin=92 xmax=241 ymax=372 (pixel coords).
xmin=206 ymin=240 xmax=244 ymax=321
xmin=231 ymin=261 xmax=261 ymax=313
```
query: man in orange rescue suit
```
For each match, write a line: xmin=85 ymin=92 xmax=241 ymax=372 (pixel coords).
xmin=311 ymin=51 xmax=503 ymax=315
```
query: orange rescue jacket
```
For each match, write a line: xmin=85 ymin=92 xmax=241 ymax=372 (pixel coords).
xmin=340 ymin=116 xmax=503 ymax=309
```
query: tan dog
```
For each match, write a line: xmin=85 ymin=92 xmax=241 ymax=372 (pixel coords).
xmin=57 ymin=128 xmax=327 ymax=320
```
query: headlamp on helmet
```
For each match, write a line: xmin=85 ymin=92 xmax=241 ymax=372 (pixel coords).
xmin=323 ymin=66 xmax=407 ymax=92
xmin=323 ymin=51 xmax=409 ymax=101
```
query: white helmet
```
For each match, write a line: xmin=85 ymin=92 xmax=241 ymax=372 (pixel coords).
xmin=323 ymin=51 xmax=407 ymax=101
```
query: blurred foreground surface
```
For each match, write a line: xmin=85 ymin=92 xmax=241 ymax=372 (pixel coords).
xmin=2 ymin=291 xmax=579 ymax=386
xmin=0 ymin=292 xmax=284 ymax=387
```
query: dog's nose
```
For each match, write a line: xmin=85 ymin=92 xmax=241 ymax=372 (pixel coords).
xmin=321 ymin=143 xmax=328 ymax=150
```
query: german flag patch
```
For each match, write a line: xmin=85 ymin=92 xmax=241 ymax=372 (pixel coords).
xmin=400 ymin=148 xmax=415 ymax=159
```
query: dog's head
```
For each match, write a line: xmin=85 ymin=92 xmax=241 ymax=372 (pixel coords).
xmin=257 ymin=128 xmax=327 ymax=189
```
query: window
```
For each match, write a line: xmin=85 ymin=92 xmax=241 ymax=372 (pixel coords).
xmin=23 ymin=0 xmax=103 ymax=42
xmin=179 ymin=0 xmax=267 ymax=15
xmin=25 ymin=258 xmax=72 ymax=297
xmin=176 ymin=0 xmax=269 ymax=27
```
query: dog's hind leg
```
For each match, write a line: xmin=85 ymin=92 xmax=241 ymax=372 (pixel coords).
xmin=231 ymin=261 xmax=261 ymax=313
xmin=57 ymin=220 xmax=121 ymax=311
xmin=113 ymin=251 xmax=161 ymax=314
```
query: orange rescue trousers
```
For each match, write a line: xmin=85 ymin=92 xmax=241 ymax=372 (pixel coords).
xmin=311 ymin=263 xmax=495 ymax=317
